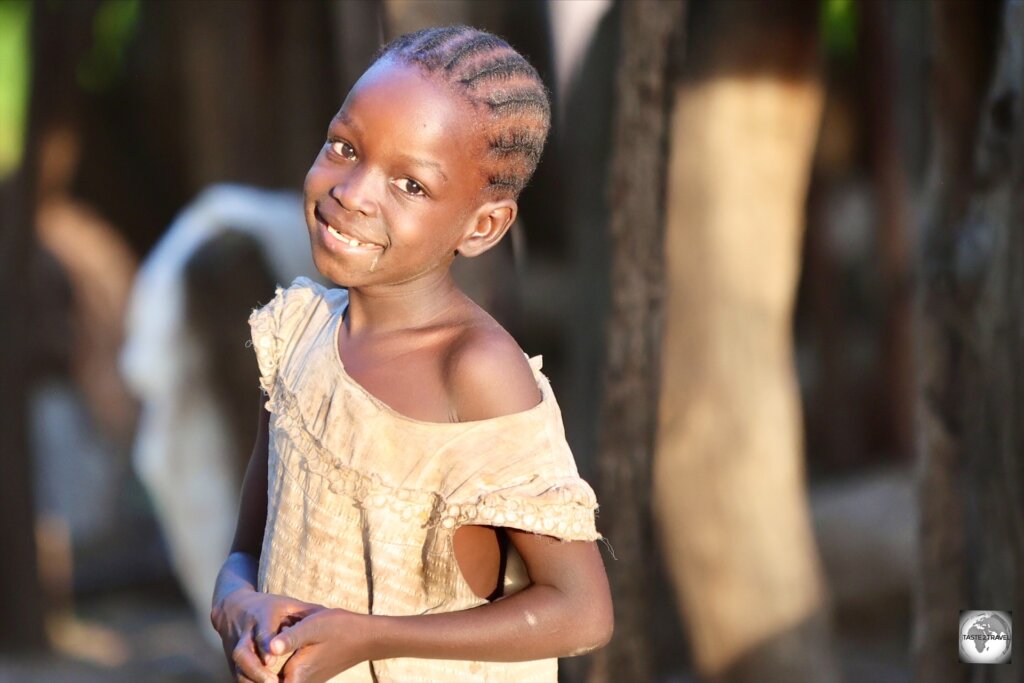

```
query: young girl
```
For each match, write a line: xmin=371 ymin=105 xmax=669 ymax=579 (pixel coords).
xmin=210 ymin=25 xmax=612 ymax=683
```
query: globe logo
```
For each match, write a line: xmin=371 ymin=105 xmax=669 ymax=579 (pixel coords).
xmin=959 ymin=610 xmax=1012 ymax=664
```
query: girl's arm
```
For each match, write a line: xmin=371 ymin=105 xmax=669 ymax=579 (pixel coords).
xmin=211 ymin=391 xmax=270 ymax=605
xmin=268 ymin=529 xmax=613 ymax=681
xmin=374 ymin=530 xmax=613 ymax=658
xmin=210 ymin=393 xmax=319 ymax=683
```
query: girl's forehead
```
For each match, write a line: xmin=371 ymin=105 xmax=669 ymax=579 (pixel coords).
xmin=338 ymin=59 xmax=480 ymax=140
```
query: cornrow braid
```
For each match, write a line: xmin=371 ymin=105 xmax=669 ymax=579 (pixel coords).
xmin=375 ymin=26 xmax=551 ymax=200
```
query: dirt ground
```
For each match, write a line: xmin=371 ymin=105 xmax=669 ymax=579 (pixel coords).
xmin=0 ymin=585 xmax=910 ymax=683
xmin=0 ymin=586 xmax=225 ymax=683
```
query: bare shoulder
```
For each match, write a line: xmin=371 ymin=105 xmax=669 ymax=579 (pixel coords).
xmin=444 ymin=322 xmax=542 ymax=422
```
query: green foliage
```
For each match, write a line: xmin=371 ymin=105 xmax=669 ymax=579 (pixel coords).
xmin=77 ymin=0 xmax=140 ymax=92
xmin=821 ymin=0 xmax=857 ymax=61
xmin=0 ymin=0 xmax=31 ymax=180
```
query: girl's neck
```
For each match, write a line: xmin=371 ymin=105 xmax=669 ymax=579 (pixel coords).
xmin=342 ymin=271 xmax=467 ymax=336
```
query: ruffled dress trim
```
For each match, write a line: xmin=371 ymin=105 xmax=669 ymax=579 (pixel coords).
xmin=248 ymin=276 xmax=601 ymax=543
xmin=266 ymin=365 xmax=601 ymax=542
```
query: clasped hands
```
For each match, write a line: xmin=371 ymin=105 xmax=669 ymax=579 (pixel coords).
xmin=211 ymin=588 xmax=372 ymax=683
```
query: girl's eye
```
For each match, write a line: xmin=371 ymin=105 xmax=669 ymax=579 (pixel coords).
xmin=395 ymin=178 xmax=426 ymax=197
xmin=329 ymin=140 xmax=357 ymax=160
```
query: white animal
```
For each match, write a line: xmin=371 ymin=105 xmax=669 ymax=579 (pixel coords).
xmin=120 ymin=184 xmax=321 ymax=644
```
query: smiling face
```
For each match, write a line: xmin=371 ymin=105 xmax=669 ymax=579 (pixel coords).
xmin=304 ymin=57 xmax=505 ymax=289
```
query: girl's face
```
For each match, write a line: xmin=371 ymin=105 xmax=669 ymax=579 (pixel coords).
xmin=304 ymin=57 xmax=494 ymax=288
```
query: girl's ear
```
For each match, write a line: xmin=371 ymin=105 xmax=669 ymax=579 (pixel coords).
xmin=455 ymin=199 xmax=518 ymax=258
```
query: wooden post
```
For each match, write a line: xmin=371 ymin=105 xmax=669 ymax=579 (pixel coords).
xmin=914 ymin=2 xmax=1022 ymax=681
xmin=653 ymin=1 xmax=841 ymax=680
xmin=589 ymin=2 xmax=685 ymax=681
xmin=0 ymin=0 xmax=47 ymax=650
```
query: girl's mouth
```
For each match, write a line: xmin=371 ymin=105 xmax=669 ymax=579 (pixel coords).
xmin=315 ymin=209 xmax=384 ymax=252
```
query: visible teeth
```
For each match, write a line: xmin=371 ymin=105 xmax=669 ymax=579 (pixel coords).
xmin=326 ymin=225 xmax=376 ymax=248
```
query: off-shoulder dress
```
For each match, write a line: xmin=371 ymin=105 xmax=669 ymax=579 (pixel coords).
xmin=248 ymin=276 xmax=601 ymax=683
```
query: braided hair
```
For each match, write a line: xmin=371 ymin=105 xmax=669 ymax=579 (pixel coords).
xmin=375 ymin=26 xmax=551 ymax=200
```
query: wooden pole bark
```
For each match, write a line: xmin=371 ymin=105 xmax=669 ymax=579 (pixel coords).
xmin=0 ymin=0 xmax=47 ymax=652
xmin=914 ymin=1 xmax=1022 ymax=681
xmin=589 ymin=2 xmax=685 ymax=682
xmin=861 ymin=0 xmax=915 ymax=461
xmin=0 ymin=171 xmax=48 ymax=653
xmin=653 ymin=1 xmax=840 ymax=680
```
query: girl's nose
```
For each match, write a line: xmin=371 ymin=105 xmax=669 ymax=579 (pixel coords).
xmin=329 ymin=166 xmax=378 ymax=217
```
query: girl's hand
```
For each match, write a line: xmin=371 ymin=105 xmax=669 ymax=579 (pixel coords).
xmin=267 ymin=608 xmax=374 ymax=683
xmin=210 ymin=587 xmax=322 ymax=683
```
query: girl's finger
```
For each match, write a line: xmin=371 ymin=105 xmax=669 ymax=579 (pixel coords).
xmin=234 ymin=660 xmax=265 ymax=683
xmin=232 ymin=637 xmax=277 ymax=683
xmin=279 ymin=647 xmax=311 ymax=682
xmin=254 ymin=630 xmax=275 ymax=661
xmin=235 ymin=667 xmax=262 ymax=683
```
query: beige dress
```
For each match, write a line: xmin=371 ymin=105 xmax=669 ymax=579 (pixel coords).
xmin=248 ymin=276 xmax=601 ymax=683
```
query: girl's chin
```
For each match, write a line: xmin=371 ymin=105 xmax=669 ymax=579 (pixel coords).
xmin=310 ymin=253 xmax=375 ymax=288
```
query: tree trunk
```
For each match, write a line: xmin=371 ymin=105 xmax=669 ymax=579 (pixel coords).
xmin=589 ymin=2 xmax=684 ymax=682
xmin=861 ymin=0 xmax=915 ymax=462
xmin=0 ymin=0 xmax=47 ymax=652
xmin=164 ymin=0 xmax=339 ymax=193
xmin=329 ymin=0 xmax=385 ymax=97
xmin=0 ymin=169 xmax=48 ymax=654
xmin=914 ymin=1 xmax=1022 ymax=681
xmin=653 ymin=2 xmax=840 ymax=681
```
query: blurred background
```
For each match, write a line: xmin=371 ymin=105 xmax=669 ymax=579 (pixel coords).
xmin=1 ymin=0 xmax=1020 ymax=682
